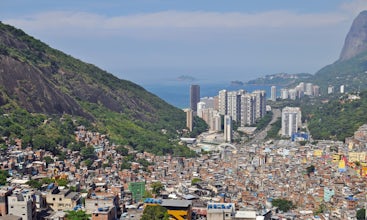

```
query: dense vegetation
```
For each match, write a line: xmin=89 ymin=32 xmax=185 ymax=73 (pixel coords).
xmin=302 ymin=91 xmax=367 ymax=141
xmin=246 ymin=73 xmax=312 ymax=85
xmin=141 ymin=206 xmax=169 ymax=220
xmin=0 ymin=22 xmax=199 ymax=156
xmin=271 ymin=198 xmax=295 ymax=212
xmin=266 ymin=117 xmax=281 ymax=139
xmin=310 ymin=50 xmax=367 ymax=94
xmin=256 ymin=111 xmax=273 ymax=131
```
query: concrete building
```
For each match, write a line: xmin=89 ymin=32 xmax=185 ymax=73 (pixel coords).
xmin=200 ymin=97 xmax=214 ymax=109
xmin=211 ymin=113 xmax=222 ymax=132
xmin=46 ymin=187 xmax=80 ymax=211
xmin=313 ymin=85 xmax=320 ymax=97
xmin=305 ymin=83 xmax=313 ymax=96
xmin=184 ymin=109 xmax=193 ymax=132
xmin=227 ymin=90 xmax=243 ymax=122
xmin=7 ymin=190 xmax=36 ymax=220
xmin=253 ymin=90 xmax=266 ymax=120
xmin=281 ymin=107 xmax=302 ymax=137
xmin=196 ymin=102 xmax=206 ymax=118
xmin=224 ymin=115 xmax=233 ymax=143
xmin=190 ymin=85 xmax=200 ymax=112
xmin=0 ymin=188 xmax=12 ymax=217
xmin=85 ymin=192 xmax=119 ymax=220
xmin=240 ymin=94 xmax=256 ymax=126
xmin=270 ymin=86 xmax=276 ymax=101
xmin=328 ymin=85 xmax=334 ymax=94
xmin=218 ymin=90 xmax=228 ymax=115
xmin=288 ymin=89 xmax=297 ymax=100
xmin=207 ymin=203 xmax=235 ymax=220
xmin=340 ymin=85 xmax=345 ymax=94
xmin=280 ymin=89 xmax=289 ymax=99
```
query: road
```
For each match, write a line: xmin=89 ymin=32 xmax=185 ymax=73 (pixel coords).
xmin=247 ymin=108 xmax=281 ymax=145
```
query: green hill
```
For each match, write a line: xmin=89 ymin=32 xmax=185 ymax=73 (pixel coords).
xmin=310 ymin=50 xmax=367 ymax=94
xmin=0 ymin=21 xmax=195 ymax=156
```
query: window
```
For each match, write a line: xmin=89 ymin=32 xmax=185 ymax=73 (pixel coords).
xmin=59 ymin=198 xmax=62 ymax=201
xmin=53 ymin=198 xmax=55 ymax=201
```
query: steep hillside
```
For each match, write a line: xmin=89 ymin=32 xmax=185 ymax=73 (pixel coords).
xmin=340 ymin=11 xmax=367 ymax=61
xmin=311 ymin=11 xmax=367 ymax=93
xmin=0 ymin=22 xmax=193 ymax=156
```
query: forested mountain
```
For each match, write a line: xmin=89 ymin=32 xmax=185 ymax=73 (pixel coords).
xmin=0 ymin=21 xmax=195 ymax=156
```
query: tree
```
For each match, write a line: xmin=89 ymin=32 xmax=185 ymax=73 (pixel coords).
xmin=65 ymin=210 xmax=91 ymax=220
xmin=151 ymin=182 xmax=164 ymax=196
xmin=43 ymin=156 xmax=54 ymax=165
xmin=357 ymin=208 xmax=366 ymax=220
xmin=81 ymin=146 xmax=96 ymax=160
xmin=141 ymin=205 xmax=169 ymax=220
xmin=26 ymin=179 xmax=42 ymax=189
xmin=191 ymin=178 xmax=202 ymax=185
xmin=0 ymin=170 xmax=9 ymax=185
xmin=272 ymin=198 xmax=295 ymax=212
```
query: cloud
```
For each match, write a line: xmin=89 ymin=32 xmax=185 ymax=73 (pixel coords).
xmin=4 ymin=10 xmax=348 ymax=33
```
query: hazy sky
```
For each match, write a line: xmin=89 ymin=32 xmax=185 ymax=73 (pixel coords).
xmin=1 ymin=0 xmax=367 ymax=85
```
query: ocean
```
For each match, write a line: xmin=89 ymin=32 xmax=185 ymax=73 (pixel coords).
xmin=142 ymin=82 xmax=281 ymax=109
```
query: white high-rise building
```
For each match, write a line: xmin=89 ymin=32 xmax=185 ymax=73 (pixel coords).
xmin=218 ymin=90 xmax=227 ymax=115
xmin=280 ymin=89 xmax=289 ymax=99
xmin=270 ymin=86 xmax=276 ymax=101
xmin=305 ymin=83 xmax=313 ymax=96
xmin=224 ymin=115 xmax=232 ymax=143
xmin=240 ymin=94 xmax=256 ymax=126
xmin=340 ymin=85 xmax=345 ymax=94
xmin=227 ymin=90 xmax=245 ymax=122
xmin=200 ymin=97 xmax=214 ymax=108
xmin=281 ymin=107 xmax=302 ymax=137
xmin=328 ymin=86 xmax=334 ymax=94
xmin=196 ymin=101 xmax=206 ymax=118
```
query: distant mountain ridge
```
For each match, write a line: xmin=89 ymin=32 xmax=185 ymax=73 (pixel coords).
xmin=246 ymin=73 xmax=312 ymax=86
xmin=0 ymin=22 xmax=192 ymax=155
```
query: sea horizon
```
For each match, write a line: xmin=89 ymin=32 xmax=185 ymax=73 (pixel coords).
xmin=142 ymin=81 xmax=282 ymax=109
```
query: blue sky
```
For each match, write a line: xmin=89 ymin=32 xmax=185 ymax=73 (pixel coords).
xmin=1 ymin=0 xmax=367 ymax=85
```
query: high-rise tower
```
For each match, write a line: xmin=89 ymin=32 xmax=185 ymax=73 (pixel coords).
xmin=190 ymin=85 xmax=200 ymax=112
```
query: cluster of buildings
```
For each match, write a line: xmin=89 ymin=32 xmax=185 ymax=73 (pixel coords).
xmin=275 ymin=82 xmax=320 ymax=100
xmin=186 ymin=85 xmax=267 ymax=143
xmin=327 ymin=84 xmax=346 ymax=94
xmin=0 ymin=116 xmax=366 ymax=219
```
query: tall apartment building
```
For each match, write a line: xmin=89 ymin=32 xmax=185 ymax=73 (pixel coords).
xmin=224 ymin=115 xmax=232 ymax=143
xmin=184 ymin=109 xmax=193 ymax=132
xmin=280 ymin=88 xmax=289 ymax=99
xmin=240 ymin=94 xmax=256 ymax=126
xmin=196 ymin=102 xmax=206 ymax=118
xmin=305 ymin=83 xmax=313 ymax=96
xmin=270 ymin=86 xmax=276 ymax=101
xmin=218 ymin=90 xmax=227 ymax=115
xmin=211 ymin=113 xmax=222 ymax=132
xmin=200 ymin=97 xmax=214 ymax=109
xmin=253 ymin=90 xmax=266 ymax=120
xmin=190 ymin=85 xmax=200 ymax=112
xmin=227 ymin=90 xmax=244 ymax=122
xmin=281 ymin=107 xmax=302 ymax=137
